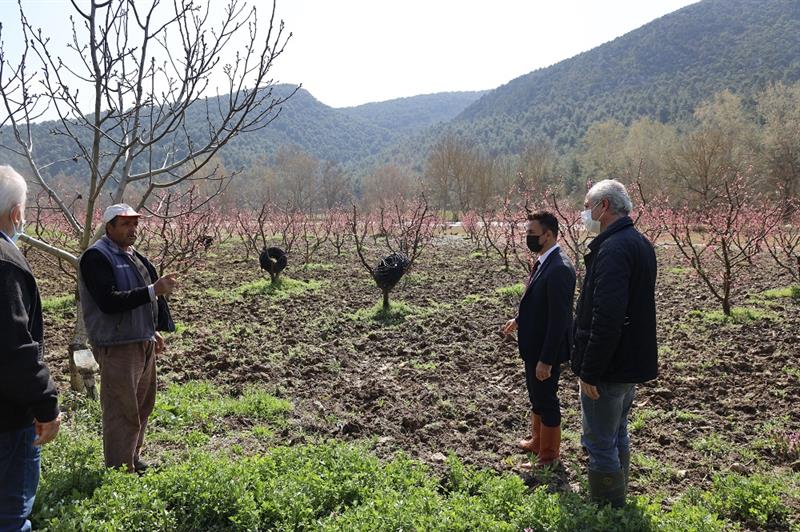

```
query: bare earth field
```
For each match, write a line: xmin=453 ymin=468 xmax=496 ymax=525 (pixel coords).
xmin=28 ymin=234 xmax=800 ymax=528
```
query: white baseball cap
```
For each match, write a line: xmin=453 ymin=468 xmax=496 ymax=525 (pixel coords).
xmin=102 ymin=203 xmax=142 ymax=223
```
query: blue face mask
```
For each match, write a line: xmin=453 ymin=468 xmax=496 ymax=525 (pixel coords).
xmin=10 ymin=217 xmax=25 ymax=244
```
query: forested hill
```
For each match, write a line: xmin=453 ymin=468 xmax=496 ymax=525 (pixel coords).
xmin=0 ymin=85 xmax=485 ymax=177
xmin=208 ymin=86 xmax=487 ymax=168
xmin=443 ymin=0 xmax=800 ymax=154
xmin=342 ymin=91 xmax=489 ymax=135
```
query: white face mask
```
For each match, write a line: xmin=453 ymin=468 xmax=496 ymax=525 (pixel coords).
xmin=9 ymin=206 xmax=25 ymax=244
xmin=11 ymin=217 xmax=26 ymax=244
xmin=581 ymin=202 xmax=602 ymax=235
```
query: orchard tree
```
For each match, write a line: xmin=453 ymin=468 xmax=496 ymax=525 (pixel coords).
xmin=663 ymin=174 xmax=782 ymax=316
xmin=668 ymin=90 xmax=756 ymax=206
xmin=361 ymin=164 xmax=419 ymax=209
xmin=272 ymin=145 xmax=320 ymax=212
xmin=350 ymin=196 xmax=437 ymax=310
xmin=756 ymin=82 xmax=800 ymax=206
xmin=764 ymin=199 xmax=800 ymax=284
xmin=516 ymin=140 xmax=559 ymax=194
xmin=576 ymin=120 xmax=627 ymax=181
xmin=0 ymin=0 xmax=294 ymax=390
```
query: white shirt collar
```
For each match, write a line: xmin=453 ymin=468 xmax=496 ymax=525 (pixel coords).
xmin=537 ymin=242 xmax=560 ymax=265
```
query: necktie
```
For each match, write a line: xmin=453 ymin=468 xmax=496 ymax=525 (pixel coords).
xmin=526 ymin=260 xmax=541 ymax=287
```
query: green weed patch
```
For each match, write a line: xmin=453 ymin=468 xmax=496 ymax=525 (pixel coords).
xmin=206 ymin=276 xmax=324 ymax=300
xmin=151 ymin=381 xmax=292 ymax=433
xmin=758 ymin=285 xmax=800 ymax=300
xmin=348 ymin=300 xmax=422 ymax=325
xmin=41 ymin=294 xmax=75 ymax=314
xmin=689 ymin=306 xmax=778 ymax=324
xmin=496 ymin=283 xmax=525 ymax=298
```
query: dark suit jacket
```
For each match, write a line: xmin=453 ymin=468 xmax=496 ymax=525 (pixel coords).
xmin=516 ymin=247 xmax=577 ymax=365
xmin=0 ymin=235 xmax=59 ymax=432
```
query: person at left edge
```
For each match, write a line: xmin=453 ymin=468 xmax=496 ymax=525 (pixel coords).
xmin=0 ymin=165 xmax=61 ymax=532
xmin=78 ymin=203 xmax=176 ymax=474
xmin=502 ymin=211 xmax=576 ymax=468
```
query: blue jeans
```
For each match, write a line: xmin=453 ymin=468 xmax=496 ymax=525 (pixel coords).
xmin=580 ymin=382 xmax=635 ymax=473
xmin=0 ymin=425 xmax=40 ymax=532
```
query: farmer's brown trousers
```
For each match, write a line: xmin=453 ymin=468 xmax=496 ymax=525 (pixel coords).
xmin=96 ymin=340 xmax=156 ymax=472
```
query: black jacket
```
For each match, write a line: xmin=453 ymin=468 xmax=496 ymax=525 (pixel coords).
xmin=80 ymin=247 xmax=175 ymax=332
xmin=516 ymin=247 xmax=576 ymax=365
xmin=571 ymin=217 xmax=658 ymax=385
xmin=0 ymin=236 xmax=59 ymax=432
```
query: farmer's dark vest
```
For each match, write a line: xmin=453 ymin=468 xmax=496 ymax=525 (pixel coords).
xmin=79 ymin=236 xmax=156 ymax=347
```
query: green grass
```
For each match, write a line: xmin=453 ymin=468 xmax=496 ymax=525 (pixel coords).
xmin=629 ymin=408 xmax=662 ymax=433
xmin=496 ymin=283 xmax=525 ymax=298
xmin=783 ymin=365 xmax=800 ymax=380
xmin=674 ymin=410 xmax=702 ymax=423
xmin=631 ymin=453 xmax=679 ymax=486
xmin=689 ymin=306 xmax=779 ymax=324
xmin=206 ymin=276 xmax=324 ymax=300
xmin=41 ymin=294 xmax=75 ymax=313
xmin=150 ymin=381 xmax=292 ymax=435
xmin=31 ymin=387 xmax=800 ymax=532
xmin=348 ymin=300 xmax=422 ymax=326
xmin=409 ymin=359 xmax=438 ymax=371
xmin=303 ymin=262 xmax=335 ymax=271
xmin=758 ymin=285 xmax=800 ymax=300
xmin=690 ymin=433 xmax=734 ymax=458
xmin=700 ymin=472 xmax=794 ymax=529
xmin=668 ymin=266 xmax=688 ymax=275
xmin=171 ymin=321 xmax=195 ymax=335
xmin=461 ymin=293 xmax=499 ymax=306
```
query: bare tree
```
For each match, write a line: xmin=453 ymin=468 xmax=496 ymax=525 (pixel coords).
xmin=273 ymin=145 xmax=319 ymax=211
xmin=139 ymin=187 xmax=216 ymax=277
xmin=0 ymin=0 xmax=294 ymax=390
xmin=350 ymin=196 xmax=437 ymax=310
xmin=320 ymin=160 xmax=351 ymax=210
xmin=757 ymin=82 xmax=800 ymax=208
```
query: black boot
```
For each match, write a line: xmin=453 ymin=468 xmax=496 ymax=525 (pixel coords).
xmin=618 ymin=450 xmax=630 ymax=491
xmin=587 ymin=469 xmax=626 ymax=508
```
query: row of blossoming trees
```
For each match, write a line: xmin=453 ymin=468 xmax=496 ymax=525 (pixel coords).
xmin=28 ymin=174 xmax=799 ymax=321
xmin=23 ymin=169 xmax=799 ymax=397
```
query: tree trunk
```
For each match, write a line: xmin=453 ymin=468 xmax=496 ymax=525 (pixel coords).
xmin=382 ymin=288 xmax=390 ymax=310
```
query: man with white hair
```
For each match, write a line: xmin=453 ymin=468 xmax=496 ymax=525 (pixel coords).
xmin=571 ymin=179 xmax=658 ymax=508
xmin=0 ymin=165 xmax=61 ymax=531
xmin=79 ymin=203 xmax=177 ymax=473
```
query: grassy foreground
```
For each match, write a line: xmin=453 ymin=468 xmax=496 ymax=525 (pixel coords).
xmin=32 ymin=383 xmax=798 ymax=531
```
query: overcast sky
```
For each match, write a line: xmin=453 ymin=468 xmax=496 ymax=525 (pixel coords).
xmin=0 ymin=0 xmax=699 ymax=110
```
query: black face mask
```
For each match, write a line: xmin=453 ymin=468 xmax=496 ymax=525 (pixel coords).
xmin=526 ymin=234 xmax=543 ymax=253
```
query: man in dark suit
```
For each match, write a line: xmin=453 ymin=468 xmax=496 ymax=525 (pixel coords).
xmin=502 ymin=211 xmax=576 ymax=468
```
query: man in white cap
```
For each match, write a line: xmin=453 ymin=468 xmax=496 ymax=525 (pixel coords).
xmin=78 ymin=203 xmax=177 ymax=473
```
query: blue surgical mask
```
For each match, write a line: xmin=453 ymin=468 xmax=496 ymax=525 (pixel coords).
xmin=10 ymin=217 xmax=25 ymax=244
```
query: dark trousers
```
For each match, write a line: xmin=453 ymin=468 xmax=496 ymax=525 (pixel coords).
xmin=524 ymin=359 xmax=562 ymax=427
xmin=97 ymin=340 xmax=157 ymax=471
xmin=0 ymin=425 xmax=39 ymax=532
